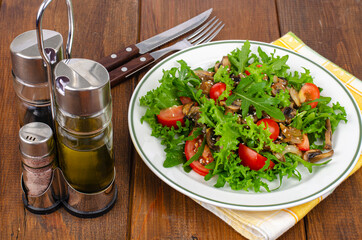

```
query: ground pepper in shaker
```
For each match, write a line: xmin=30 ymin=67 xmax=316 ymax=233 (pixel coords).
xmin=19 ymin=122 xmax=60 ymax=214
xmin=10 ymin=30 xmax=64 ymax=128
xmin=20 ymin=122 xmax=55 ymax=196
xmin=54 ymin=58 xmax=115 ymax=194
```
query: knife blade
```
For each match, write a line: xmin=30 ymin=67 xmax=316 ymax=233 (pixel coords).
xmin=98 ymin=8 xmax=212 ymax=71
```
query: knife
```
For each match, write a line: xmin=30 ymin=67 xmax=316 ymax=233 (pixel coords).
xmin=98 ymin=8 xmax=212 ymax=71
xmin=108 ymin=18 xmax=224 ymax=88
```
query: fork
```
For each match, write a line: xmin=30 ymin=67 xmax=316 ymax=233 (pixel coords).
xmin=109 ymin=17 xmax=224 ymax=87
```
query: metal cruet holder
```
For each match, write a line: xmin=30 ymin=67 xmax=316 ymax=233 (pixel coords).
xmin=36 ymin=0 xmax=117 ymax=218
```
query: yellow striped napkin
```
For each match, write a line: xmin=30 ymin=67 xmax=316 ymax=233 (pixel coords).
xmin=196 ymin=32 xmax=362 ymax=240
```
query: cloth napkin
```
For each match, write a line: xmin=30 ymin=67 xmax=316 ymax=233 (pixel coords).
xmin=195 ymin=32 xmax=362 ymax=240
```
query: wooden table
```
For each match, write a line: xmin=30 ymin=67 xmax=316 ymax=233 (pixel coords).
xmin=1 ymin=0 xmax=361 ymax=239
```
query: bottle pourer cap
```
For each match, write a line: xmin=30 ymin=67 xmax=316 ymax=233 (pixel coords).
xmin=10 ymin=30 xmax=63 ymax=84
xmin=54 ymin=58 xmax=111 ymax=116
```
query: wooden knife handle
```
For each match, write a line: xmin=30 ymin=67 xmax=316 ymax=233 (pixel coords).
xmin=109 ymin=53 xmax=154 ymax=88
xmin=98 ymin=44 xmax=140 ymax=71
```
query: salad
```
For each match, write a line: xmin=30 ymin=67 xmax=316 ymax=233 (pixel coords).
xmin=140 ymin=41 xmax=347 ymax=192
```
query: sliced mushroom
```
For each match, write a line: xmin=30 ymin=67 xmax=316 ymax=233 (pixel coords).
xmin=268 ymin=105 xmax=297 ymax=124
xmin=282 ymin=106 xmax=297 ymax=124
xmin=199 ymin=80 xmax=214 ymax=95
xmin=214 ymin=56 xmax=231 ymax=72
xmin=220 ymin=99 xmax=241 ymax=115
xmin=324 ymin=118 xmax=332 ymax=150
xmin=182 ymin=102 xmax=200 ymax=122
xmin=214 ymin=62 xmax=222 ymax=72
xmin=271 ymin=82 xmax=286 ymax=96
xmin=288 ymin=87 xmax=301 ymax=107
xmin=205 ymin=128 xmax=220 ymax=151
xmin=194 ymin=70 xmax=214 ymax=81
xmin=271 ymin=76 xmax=288 ymax=96
xmin=221 ymin=56 xmax=231 ymax=69
xmin=279 ymin=123 xmax=303 ymax=144
xmin=303 ymin=149 xmax=334 ymax=163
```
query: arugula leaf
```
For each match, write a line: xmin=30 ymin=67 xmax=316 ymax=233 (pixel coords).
xmin=270 ymin=55 xmax=289 ymax=71
xmin=173 ymin=60 xmax=203 ymax=105
xmin=225 ymin=76 xmax=285 ymax=120
xmin=258 ymin=46 xmax=270 ymax=63
xmin=228 ymin=40 xmax=251 ymax=75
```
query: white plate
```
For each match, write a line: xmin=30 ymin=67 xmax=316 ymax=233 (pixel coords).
xmin=128 ymin=40 xmax=362 ymax=211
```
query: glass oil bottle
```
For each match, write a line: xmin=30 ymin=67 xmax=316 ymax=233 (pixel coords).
xmin=54 ymin=58 xmax=114 ymax=193
xmin=53 ymin=58 xmax=117 ymax=217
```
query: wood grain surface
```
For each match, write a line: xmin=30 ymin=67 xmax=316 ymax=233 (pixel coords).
xmin=0 ymin=0 xmax=360 ymax=239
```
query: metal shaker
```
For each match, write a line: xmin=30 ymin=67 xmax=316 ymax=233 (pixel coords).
xmin=54 ymin=58 xmax=117 ymax=217
xmin=19 ymin=122 xmax=61 ymax=214
xmin=10 ymin=30 xmax=64 ymax=128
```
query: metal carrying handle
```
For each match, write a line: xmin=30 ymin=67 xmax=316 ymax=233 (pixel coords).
xmin=35 ymin=0 xmax=74 ymax=121
xmin=36 ymin=0 xmax=74 ymax=61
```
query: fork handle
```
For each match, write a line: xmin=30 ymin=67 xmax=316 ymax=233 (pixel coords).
xmin=109 ymin=53 xmax=155 ymax=87
xmin=98 ymin=44 xmax=140 ymax=71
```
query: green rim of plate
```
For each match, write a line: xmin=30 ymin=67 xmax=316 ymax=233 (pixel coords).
xmin=129 ymin=40 xmax=362 ymax=209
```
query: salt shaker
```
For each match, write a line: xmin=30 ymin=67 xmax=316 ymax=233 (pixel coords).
xmin=10 ymin=30 xmax=64 ymax=128
xmin=19 ymin=122 xmax=60 ymax=214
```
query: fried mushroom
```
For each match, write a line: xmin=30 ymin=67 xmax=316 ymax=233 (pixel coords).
xmin=279 ymin=123 xmax=303 ymax=144
xmin=182 ymin=102 xmax=201 ymax=122
xmin=194 ymin=70 xmax=214 ymax=81
xmin=303 ymin=149 xmax=334 ymax=163
xmin=205 ymin=128 xmax=220 ymax=151
xmin=324 ymin=118 xmax=332 ymax=150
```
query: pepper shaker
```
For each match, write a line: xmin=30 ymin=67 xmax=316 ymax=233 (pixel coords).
xmin=10 ymin=30 xmax=64 ymax=129
xmin=19 ymin=122 xmax=61 ymax=214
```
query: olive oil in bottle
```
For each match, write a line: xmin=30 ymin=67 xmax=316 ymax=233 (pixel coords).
xmin=54 ymin=58 xmax=114 ymax=193
xmin=56 ymin=123 xmax=114 ymax=193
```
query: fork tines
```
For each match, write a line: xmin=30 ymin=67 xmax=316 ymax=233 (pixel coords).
xmin=188 ymin=16 xmax=224 ymax=45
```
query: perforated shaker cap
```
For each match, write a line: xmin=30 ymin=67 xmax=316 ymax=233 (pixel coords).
xmin=10 ymin=29 xmax=63 ymax=84
xmin=54 ymin=58 xmax=111 ymax=116
xmin=19 ymin=122 xmax=54 ymax=160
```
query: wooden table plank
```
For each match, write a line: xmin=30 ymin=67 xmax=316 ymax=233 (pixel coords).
xmin=129 ymin=1 xmax=306 ymax=239
xmin=276 ymin=0 xmax=362 ymax=239
xmin=0 ymin=0 xmax=138 ymax=239
xmin=1 ymin=0 xmax=360 ymax=239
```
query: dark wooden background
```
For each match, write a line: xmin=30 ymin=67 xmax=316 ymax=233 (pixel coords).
xmin=0 ymin=0 xmax=361 ymax=239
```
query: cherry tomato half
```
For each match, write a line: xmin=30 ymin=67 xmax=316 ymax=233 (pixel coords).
xmin=185 ymin=134 xmax=214 ymax=176
xmin=297 ymin=134 xmax=310 ymax=151
xmin=157 ymin=105 xmax=185 ymax=128
xmin=245 ymin=70 xmax=251 ymax=76
xmin=257 ymin=119 xmax=280 ymax=141
xmin=299 ymin=83 xmax=320 ymax=108
xmin=238 ymin=143 xmax=275 ymax=171
xmin=209 ymin=82 xmax=227 ymax=101
xmin=179 ymin=96 xmax=192 ymax=105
